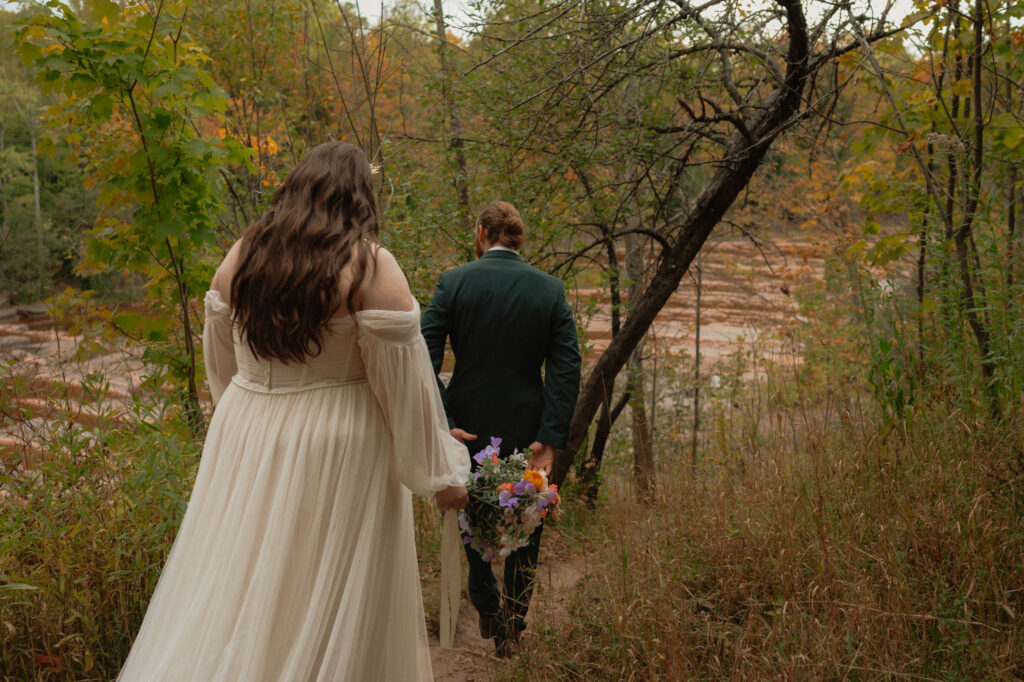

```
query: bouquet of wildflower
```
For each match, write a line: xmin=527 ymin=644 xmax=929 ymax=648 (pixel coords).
xmin=458 ymin=437 xmax=561 ymax=562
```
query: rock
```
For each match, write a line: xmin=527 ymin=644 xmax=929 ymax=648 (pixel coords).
xmin=16 ymin=304 xmax=49 ymax=317
xmin=0 ymin=335 xmax=32 ymax=351
xmin=0 ymin=308 xmax=17 ymax=321
xmin=6 ymin=348 xmax=32 ymax=361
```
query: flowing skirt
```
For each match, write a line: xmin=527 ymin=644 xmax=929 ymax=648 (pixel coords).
xmin=119 ymin=379 xmax=432 ymax=681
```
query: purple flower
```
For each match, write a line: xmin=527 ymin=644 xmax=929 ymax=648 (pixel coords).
xmin=513 ymin=479 xmax=536 ymax=496
xmin=462 ymin=536 xmax=473 ymax=545
xmin=490 ymin=436 xmax=502 ymax=448
xmin=536 ymin=497 xmax=550 ymax=511
xmin=473 ymin=442 xmax=500 ymax=465
xmin=498 ymin=490 xmax=520 ymax=508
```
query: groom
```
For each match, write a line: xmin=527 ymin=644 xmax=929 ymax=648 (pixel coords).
xmin=421 ymin=200 xmax=581 ymax=656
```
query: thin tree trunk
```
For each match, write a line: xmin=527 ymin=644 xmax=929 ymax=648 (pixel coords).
xmin=432 ymin=0 xmax=472 ymax=233
xmin=577 ymin=235 xmax=623 ymax=502
xmin=579 ymin=389 xmax=629 ymax=508
xmin=1 ymin=125 xmax=8 ymax=248
xmin=625 ymin=230 xmax=653 ymax=498
xmin=1007 ymin=74 xmax=1018 ymax=290
xmin=692 ymin=257 xmax=702 ymax=471
xmin=166 ymin=237 xmax=203 ymax=435
xmin=950 ymin=0 xmax=995 ymax=391
xmin=918 ymin=129 xmax=935 ymax=362
xmin=30 ymin=125 xmax=44 ymax=288
xmin=125 ymin=84 xmax=204 ymax=438
xmin=1009 ymin=164 xmax=1018 ymax=289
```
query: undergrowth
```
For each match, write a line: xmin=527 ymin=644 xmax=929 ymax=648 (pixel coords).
xmin=1 ymin=370 xmax=200 ymax=681
xmin=501 ymin=383 xmax=1024 ymax=680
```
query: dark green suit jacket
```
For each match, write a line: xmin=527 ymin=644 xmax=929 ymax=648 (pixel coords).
xmin=421 ymin=249 xmax=581 ymax=452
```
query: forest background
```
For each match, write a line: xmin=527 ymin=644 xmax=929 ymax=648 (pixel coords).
xmin=1 ymin=0 xmax=1023 ymax=679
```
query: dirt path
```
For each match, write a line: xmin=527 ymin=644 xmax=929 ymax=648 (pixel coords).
xmin=427 ymin=527 xmax=583 ymax=681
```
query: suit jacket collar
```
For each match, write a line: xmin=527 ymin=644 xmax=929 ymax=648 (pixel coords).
xmin=479 ymin=249 xmax=522 ymax=262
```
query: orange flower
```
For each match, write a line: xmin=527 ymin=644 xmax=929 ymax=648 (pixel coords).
xmin=491 ymin=454 xmax=499 ymax=465
xmin=497 ymin=482 xmax=514 ymax=494
xmin=523 ymin=470 xmax=544 ymax=489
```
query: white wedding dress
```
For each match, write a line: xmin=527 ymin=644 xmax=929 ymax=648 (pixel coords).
xmin=118 ymin=291 xmax=469 ymax=681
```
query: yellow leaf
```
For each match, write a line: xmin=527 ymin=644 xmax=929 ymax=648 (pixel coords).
xmin=951 ymin=79 xmax=973 ymax=98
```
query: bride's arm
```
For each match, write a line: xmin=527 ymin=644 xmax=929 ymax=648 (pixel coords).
xmin=357 ymin=246 xmax=469 ymax=504
xmin=203 ymin=242 xmax=243 ymax=405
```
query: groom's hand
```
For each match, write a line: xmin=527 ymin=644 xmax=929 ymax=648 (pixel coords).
xmin=435 ymin=485 xmax=469 ymax=511
xmin=450 ymin=428 xmax=478 ymax=444
xmin=527 ymin=442 xmax=554 ymax=476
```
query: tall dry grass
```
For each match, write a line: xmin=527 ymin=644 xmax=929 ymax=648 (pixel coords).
xmin=502 ymin=376 xmax=1024 ymax=680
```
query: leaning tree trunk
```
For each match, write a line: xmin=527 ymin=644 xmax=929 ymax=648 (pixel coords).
xmin=553 ymin=0 xmax=812 ymax=486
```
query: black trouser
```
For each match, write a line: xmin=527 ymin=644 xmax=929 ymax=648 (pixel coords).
xmin=463 ymin=442 xmax=544 ymax=642
xmin=463 ymin=521 xmax=543 ymax=642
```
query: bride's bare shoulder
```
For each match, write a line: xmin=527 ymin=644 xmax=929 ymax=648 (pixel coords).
xmin=356 ymin=244 xmax=414 ymax=313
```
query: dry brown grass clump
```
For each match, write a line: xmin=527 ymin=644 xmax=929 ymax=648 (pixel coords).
xmin=503 ymin=399 xmax=1024 ymax=680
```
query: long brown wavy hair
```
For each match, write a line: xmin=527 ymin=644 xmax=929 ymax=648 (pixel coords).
xmin=231 ymin=142 xmax=379 ymax=363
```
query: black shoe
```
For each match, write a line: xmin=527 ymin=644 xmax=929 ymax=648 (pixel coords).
xmin=493 ymin=625 xmax=521 ymax=658
xmin=494 ymin=637 xmax=518 ymax=658
xmin=478 ymin=614 xmax=495 ymax=639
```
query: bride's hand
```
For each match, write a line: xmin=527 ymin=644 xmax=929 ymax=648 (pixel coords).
xmin=435 ymin=485 xmax=468 ymax=511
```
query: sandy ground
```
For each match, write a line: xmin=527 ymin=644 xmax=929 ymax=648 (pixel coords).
xmin=427 ymin=528 xmax=582 ymax=680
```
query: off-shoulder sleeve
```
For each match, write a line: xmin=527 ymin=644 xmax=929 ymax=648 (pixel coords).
xmin=356 ymin=303 xmax=470 ymax=497
xmin=202 ymin=290 xmax=237 ymax=406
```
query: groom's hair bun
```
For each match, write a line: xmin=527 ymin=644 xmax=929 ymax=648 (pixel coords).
xmin=479 ymin=201 xmax=525 ymax=249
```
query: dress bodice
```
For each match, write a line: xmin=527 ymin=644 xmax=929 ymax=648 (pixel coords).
xmin=203 ymin=290 xmax=367 ymax=394
xmin=233 ymin=316 xmax=368 ymax=393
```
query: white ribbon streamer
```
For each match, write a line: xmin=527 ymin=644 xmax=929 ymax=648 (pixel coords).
xmin=439 ymin=509 xmax=461 ymax=649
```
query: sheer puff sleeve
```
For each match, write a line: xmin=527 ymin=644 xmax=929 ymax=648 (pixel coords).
xmin=356 ymin=302 xmax=470 ymax=496
xmin=203 ymin=290 xmax=237 ymax=406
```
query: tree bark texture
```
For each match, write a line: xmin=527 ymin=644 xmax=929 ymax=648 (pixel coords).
xmin=553 ymin=0 xmax=811 ymax=485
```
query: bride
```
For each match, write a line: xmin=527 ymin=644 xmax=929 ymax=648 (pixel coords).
xmin=118 ymin=142 xmax=470 ymax=681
